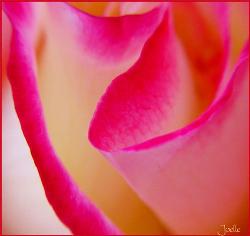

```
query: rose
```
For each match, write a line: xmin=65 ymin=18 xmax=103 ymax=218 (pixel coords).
xmin=2 ymin=2 xmax=249 ymax=235
xmin=3 ymin=2 xmax=169 ymax=234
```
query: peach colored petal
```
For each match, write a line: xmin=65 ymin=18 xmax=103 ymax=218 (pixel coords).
xmin=47 ymin=2 xmax=165 ymax=63
xmin=90 ymin=41 xmax=249 ymax=234
xmin=4 ymin=2 xmax=170 ymax=234
xmin=2 ymin=81 xmax=70 ymax=234
xmin=228 ymin=2 xmax=249 ymax=66
xmin=88 ymin=3 xmax=248 ymax=233
xmin=2 ymin=12 xmax=12 ymax=79
xmin=4 ymin=2 xmax=121 ymax=234
xmin=69 ymin=2 xmax=110 ymax=16
xmin=4 ymin=1 xmax=248 ymax=235
xmin=121 ymin=2 xmax=161 ymax=15
xmin=36 ymin=3 xmax=168 ymax=233
xmin=172 ymin=3 xmax=229 ymax=113
xmin=68 ymin=2 xmax=162 ymax=17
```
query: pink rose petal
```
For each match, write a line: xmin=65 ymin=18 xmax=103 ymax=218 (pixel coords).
xmin=89 ymin=2 xmax=249 ymax=233
xmin=90 ymin=39 xmax=249 ymax=234
xmin=4 ymin=1 xmax=171 ymax=234
xmin=89 ymin=9 xmax=198 ymax=152
xmin=4 ymin=2 xmax=122 ymax=235
xmin=35 ymin=3 xmax=169 ymax=233
xmin=4 ymin=1 xmax=248 ymax=234
xmin=47 ymin=2 xmax=165 ymax=63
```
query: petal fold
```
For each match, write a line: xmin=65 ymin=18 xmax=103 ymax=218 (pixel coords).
xmin=88 ymin=2 xmax=248 ymax=233
xmin=89 ymin=9 xmax=197 ymax=152
xmin=90 ymin=42 xmax=249 ymax=234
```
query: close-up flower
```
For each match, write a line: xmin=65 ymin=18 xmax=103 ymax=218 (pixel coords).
xmin=2 ymin=2 xmax=249 ymax=235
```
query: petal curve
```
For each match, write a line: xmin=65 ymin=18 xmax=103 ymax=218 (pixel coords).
xmin=4 ymin=2 xmax=121 ymax=235
xmin=90 ymin=41 xmax=249 ymax=234
xmin=89 ymin=9 xmax=197 ymax=152
xmin=35 ymin=2 xmax=170 ymax=233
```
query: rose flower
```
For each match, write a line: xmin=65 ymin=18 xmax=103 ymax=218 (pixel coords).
xmin=2 ymin=2 xmax=249 ymax=235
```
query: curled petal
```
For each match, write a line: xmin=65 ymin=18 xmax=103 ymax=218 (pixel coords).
xmin=89 ymin=2 xmax=249 ymax=233
xmin=90 ymin=40 xmax=249 ymax=234
xmin=4 ymin=1 xmax=170 ymax=234
xmin=89 ymin=10 xmax=197 ymax=151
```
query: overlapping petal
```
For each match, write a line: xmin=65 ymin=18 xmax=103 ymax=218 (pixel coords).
xmin=89 ymin=2 xmax=249 ymax=235
xmin=89 ymin=10 xmax=197 ymax=152
xmin=35 ymin=2 xmax=168 ymax=233
xmin=4 ymin=2 xmax=121 ymax=235
xmin=172 ymin=3 xmax=229 ymax=112
xmin=3 ymin=1 xmax=249 ymax=235
xmin=68 ymin=2 xmax=161 ymax=17
xmin=90 ymin=35 xmax=248 ymax=234
xmin=3 ymin=2 xmax=169 ymax=234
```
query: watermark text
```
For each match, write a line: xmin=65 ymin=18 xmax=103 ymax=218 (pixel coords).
xmin=217 ymin=224 xmax=240 ymax=236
